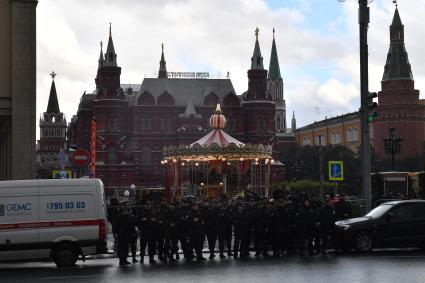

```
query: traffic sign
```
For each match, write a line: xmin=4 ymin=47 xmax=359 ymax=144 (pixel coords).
xmin=329 ymin=161 xmax=344 ymax=181
xmin=72 ymin=149 xmax=91 ymax=167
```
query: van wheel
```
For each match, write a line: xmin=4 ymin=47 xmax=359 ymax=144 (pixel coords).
xmin=53 ymin=244 xmax=78 ymax=267
xmin=354 ymin=232 xmax=373 ymax=252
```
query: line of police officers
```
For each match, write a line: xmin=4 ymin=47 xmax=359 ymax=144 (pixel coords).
xmin=109 ymin=195 xmax=351 ymax=266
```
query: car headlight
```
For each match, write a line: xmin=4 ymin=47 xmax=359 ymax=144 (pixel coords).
xmin=337 ymin=224 xmax=350 ymax=231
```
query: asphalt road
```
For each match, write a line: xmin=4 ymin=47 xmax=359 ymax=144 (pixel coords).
xmin=1 ymin=250 xmax=425 ymax=283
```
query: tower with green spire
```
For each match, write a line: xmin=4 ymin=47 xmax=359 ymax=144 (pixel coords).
xmin=267 ymin=28 xmax=286 ymax=133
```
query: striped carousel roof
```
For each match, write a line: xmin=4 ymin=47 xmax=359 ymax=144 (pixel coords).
xmin=191 ymin=128 xmax=244 ymax=147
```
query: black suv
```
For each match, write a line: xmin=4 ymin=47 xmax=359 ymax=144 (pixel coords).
xmin=335 ymin=200 xmax=425 ymax=252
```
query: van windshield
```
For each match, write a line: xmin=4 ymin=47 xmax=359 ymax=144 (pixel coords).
xmin=365 ymin=203 xmax=394 ymax=219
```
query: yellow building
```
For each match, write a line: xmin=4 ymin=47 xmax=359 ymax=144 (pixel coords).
xmin=294 ymin=112 xmax=361 ymax=152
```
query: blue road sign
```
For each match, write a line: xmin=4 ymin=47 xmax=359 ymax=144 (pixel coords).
xmin=329 ymin=161 xmax=344 ymax=181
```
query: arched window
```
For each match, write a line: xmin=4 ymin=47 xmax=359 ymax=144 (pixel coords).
xmin=331 ymin=132 xmax=336 ymax=145
xmin=347 ymin=128 xmax=353 ymax=142
xmin=56 ymin=128 xmax=61 ymax=137
xmin=51 ymin=116 xmax=55 ymax=123
xmin=44 ymin=128 xmax=49 ymax=137
xmin=50 ymin=128 xmax=55 ymax=136
xmin=204 ymin=92 xmax=220 ymax=106
xmin=141 ymin=146 xmax=151 ymax=165
xmin=336 ymin=131 xmax=341 ymax=144
xmin=353 ymin=128 xmax=358 ymax=141
xmin=276 ymin=115 xmax=281 ymax=131
xmin=138 ymin=91 xmax=155 ymax=105
xmin=157 ymin=92 xmax=175 ymax=105
xmin=316 ymin=134 xmax=325 ymax=145
xmin=223 ymin=93 xmax=239 ymax=106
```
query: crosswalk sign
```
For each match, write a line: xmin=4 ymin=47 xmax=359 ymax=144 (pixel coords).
xmin=329 ymin=161 xmax=344 ymax=181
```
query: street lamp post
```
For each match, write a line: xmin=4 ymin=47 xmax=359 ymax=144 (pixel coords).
xmin=338 ymin=0 xmax=373 ymax=211
xmin=338 ymin=0 xmax=373 ymax=212
xmin=358 ymin=0 xmax=373 ymax=212
xmin=319 ymin=135 xmax=324 ymax=200
xmin=383 ymin=128 xmax=402 ymax=171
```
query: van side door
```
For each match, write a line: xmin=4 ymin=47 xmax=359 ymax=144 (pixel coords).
xmin=0 ymin=192 xmax=39 ymax=260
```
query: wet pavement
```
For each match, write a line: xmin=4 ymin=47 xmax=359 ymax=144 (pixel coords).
xmin=1 ymin=250 xmax=425 ymax=283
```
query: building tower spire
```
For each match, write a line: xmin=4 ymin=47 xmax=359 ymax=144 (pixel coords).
xmin=103 ymin=23 xmax=118 ymax=67
xmin=382 ymin=6 xmax=413 ymax=81
xmin=267 ymin=28 xmax=286 ymax=133
xmin=291 ymin=111 xmax=296 ymax=132
xmin=98 ymin=41 xmax=104 ymax=70
xmin=268 ymin=28 xmax=281 ymax=80
xmin=251 ymin=27 xmax=264 ymax=70
xmin=46 ymin=71 xmax=60 ymax=113
xmin=158 ymin=43 xmax=168 ymax=79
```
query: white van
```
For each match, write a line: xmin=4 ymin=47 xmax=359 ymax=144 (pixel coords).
xmin=0 ymin=178 xmax=107 ymax=267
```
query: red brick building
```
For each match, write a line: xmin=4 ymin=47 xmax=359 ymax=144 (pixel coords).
xmin=67 ymin=27 xmax=283 ymax=194
xmin=372 ymin=8 xmax=425 ymax=160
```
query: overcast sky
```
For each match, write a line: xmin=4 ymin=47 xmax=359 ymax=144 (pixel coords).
xmin=36 ymin=0 xmax=425 ymax=138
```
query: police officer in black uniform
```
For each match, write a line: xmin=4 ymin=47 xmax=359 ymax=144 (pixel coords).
xmin=137 ymin=202 xmax=158 ymax=264
xmin=204 ymin=201 xmax=218 ymax=259
xmin=217 ymin=202 xmax=232 ymax=258
xmin=164 ymin=202 xmax=179 ymax=262
xmin=114 ymin=205 xmax=137 ymax=266
xmin=188 ymin=203 xmax=206 ymax=261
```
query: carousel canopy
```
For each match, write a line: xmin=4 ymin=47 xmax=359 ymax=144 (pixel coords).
xmin=163 ymin=103 xmax=272 ymax=161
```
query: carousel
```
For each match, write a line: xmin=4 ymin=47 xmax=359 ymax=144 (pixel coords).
xmin=162 ymin=103 xmax=274 ymax=200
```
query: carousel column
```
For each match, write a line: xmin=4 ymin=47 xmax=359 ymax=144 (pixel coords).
xmin=265 ymin=159 xmax=270 ymax=198
xmin=172 ymin=159 xmax=177 ymax=200
xmin=164 ymin=159 xmax=171 ymax=202
xmin=250 ymin=160 xmax=254 ymax=193
xmin=195 ymin=162 xmax=199 ymax=196
xmin=176 ymin=159 xmax=182 ymax=200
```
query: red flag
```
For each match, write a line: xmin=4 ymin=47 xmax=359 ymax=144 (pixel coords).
xmin=91 ymin=119 xmax=96 ymax=178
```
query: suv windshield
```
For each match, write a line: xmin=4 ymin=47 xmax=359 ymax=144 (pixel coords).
xmin=365 ymin=203 xmax=394 ymax=219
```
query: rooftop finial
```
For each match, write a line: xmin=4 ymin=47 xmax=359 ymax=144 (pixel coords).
xmin=393 ymin=0 xmax=398 ymax=8
xmin=273 ymin=27 xmax=275 ymax=39
xmin=109 ymin=22 xmax=112 ymax=37
xmin=50 ymin=71 xmax=57 ymax=80
xmin=100 ymin=41 xmax=103 ymax=49
xmin=215 ymin=102 xmax=222 ymax=113
xmin=255 ymin=27 xmax=259 ymax=40
xmin=161 ymin=43 xmax=164 ymax=53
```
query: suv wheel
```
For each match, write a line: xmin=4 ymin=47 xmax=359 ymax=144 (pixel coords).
xmin=53 ymin=244 xmax=78 ymax=267
xmin=354 ymin=232 xmax=373 ymax=252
